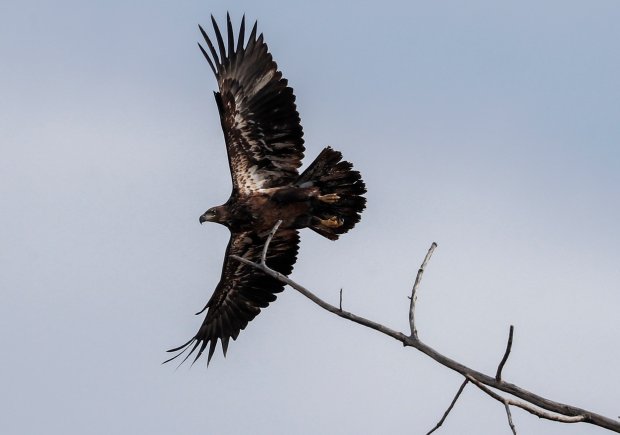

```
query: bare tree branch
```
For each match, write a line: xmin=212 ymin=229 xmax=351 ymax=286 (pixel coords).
xmin=409 ymin=242 xmax=437 ymax=339
xmin=339 ymin=288 xmax=343 ymax=311
xmin=426 ymin=379 xmax=469 ymax=435
xmin=466 ymin=375 xmax=586 ymax=424
xmin=230 ymin=224 xmax=620 ymax=433
xmin=504 ymin=402 xmax=518 ymax=435
xmin=261 ymin=219 xmax=282 ymax=264
xmin=496 ymin=325 xmax=514 ymax=381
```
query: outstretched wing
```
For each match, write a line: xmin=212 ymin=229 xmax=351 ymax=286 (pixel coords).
xmin=199 ymin=14 xmax=305 ymax=195
xmin=166 ymin=229 xmax=300 ymax=365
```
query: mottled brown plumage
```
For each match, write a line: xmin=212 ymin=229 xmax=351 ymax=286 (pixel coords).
xmin=166 ymin=14 xmax=366 ymax=365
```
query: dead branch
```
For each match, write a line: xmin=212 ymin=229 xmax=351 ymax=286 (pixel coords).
xmin=409 ymin=242 xmax=437 ymax=339
xmin=230 ymin=223 xmax=620 ymax=433
xmin=426 ymin=379 xmax=469 ymax=435
xmin=496 ymin=325 xmax=514 ymax=381
xmin=504 ymin=401 xmax=518 ymax=435
xmin=261 ymin=219 xmax=282 ymax=264
xmin=466 ymin=375 xmax=586 ymax=424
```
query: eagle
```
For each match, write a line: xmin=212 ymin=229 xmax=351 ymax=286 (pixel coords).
xmin=166 ymin=14 xmax=367 ymax=365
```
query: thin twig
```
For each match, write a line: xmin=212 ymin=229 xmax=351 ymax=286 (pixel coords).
xmin=466 ymin=375 xmax=586 ymax=424
xmin=504 ymin=402 xmax=517 ymax=435
xmin=339 ymin=288 xmax=343 ymax=311
xmin=261 ymin=219 xmax=282 ymax=265
xmin=409 ymin=242 xmax=437 ymax=339
xmin=496 ymin=325 xmax=515 ymax=381
xmin=427 ymin=379 xmax=469 ymax=434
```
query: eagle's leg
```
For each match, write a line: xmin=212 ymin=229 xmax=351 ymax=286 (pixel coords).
xmin=318 ymin=193 xmax=340 ymax=204
xmin=317 ymin=216 xmax=343 ymax=228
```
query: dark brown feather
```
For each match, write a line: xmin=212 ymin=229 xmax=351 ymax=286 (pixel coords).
xmin=236 ymin=15 xmax=246 ymax=53
xmin=200 ymin=15 xmax=305 ymax=193
xmin=165 ymin=229 xmax=299 ymax=365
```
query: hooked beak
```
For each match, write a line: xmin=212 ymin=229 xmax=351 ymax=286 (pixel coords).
xmin=199 ymin=210 xmax=215 ymax=224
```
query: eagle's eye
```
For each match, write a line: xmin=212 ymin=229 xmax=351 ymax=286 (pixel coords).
xmin=208 ymin=208 xmax=217 ymax=217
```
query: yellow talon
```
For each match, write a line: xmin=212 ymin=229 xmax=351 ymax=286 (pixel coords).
xmin=320 ymin=216 xmax=343 ymax=228
xmin=318 ymin=193 xmax=340 ymax=204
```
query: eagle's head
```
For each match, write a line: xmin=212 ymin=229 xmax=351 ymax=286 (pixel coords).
xmin=199 ymin=205 xmax=228 ymax=225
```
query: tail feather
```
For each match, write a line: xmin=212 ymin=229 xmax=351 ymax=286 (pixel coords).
xmin=297 ymin=147 xmax=366 ymax=240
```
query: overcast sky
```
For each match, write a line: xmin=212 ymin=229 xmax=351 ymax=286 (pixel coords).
xmin=1 ymin=1 xmax=619 ymax=434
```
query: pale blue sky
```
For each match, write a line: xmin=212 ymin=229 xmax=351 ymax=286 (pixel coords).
xmin=1 ymin=1 xmax=619 ymax=434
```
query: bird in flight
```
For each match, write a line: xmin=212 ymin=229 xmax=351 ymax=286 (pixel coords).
xmin=166 ymin=14 xmax=366 ymax=365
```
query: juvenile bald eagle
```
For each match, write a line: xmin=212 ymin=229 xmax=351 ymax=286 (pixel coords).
xmin=166 ymin=14 xmax=366 ymax=365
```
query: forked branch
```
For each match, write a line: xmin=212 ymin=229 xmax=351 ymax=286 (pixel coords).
xmin=466 ymin=375 xmax=586 ymax=424
xmin=230 ymin=223 xmax=620 ymax=433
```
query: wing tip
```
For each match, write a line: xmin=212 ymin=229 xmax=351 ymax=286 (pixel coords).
xmin=211 ymin=14 xmax=227 ymax=61
xmin=221 ymin=336 xmax=230 ymax=357
xmin=162 ymin=337 xmax=197 ymax=367
xmin=164 ymin=334 xmax=231 ymax=368
xmin=200 ymin=15 xmax=266 ymax=73
xmin=226 ymin=12 xmax=234 ymax=56
xmin=237 ymin=14 xmax=246 ymax=52
xmin=197 ymin=42 xmax=217 ymax=76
